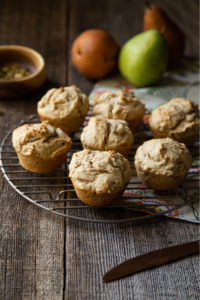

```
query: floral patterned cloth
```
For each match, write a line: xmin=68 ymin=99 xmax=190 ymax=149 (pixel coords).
xmin=88 ymin=59 xmax=199 ymax=223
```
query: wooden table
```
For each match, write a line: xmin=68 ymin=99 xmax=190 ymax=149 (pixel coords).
xmin=0 ymin=1 xmax=199 ymax=299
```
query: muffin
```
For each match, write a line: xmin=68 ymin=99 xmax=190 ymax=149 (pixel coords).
xmin=12 ymin=121 xmax=72 ymax=173
xmin=134 ymin=138 xmax=192 ymax=190
xmin=37 ymin=85 xmax=89 ymax=133
xmin=92 ymin=89 xmax=145 ymax=132
xmin=69 ymin=150 xmax=131 ymax=206
xmin=81 ymin=117 xmax=134 ymax=156
xmin=149 ymin=98 xmax=199 ymax=146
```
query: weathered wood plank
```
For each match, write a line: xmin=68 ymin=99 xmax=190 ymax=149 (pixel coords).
xmin=0 ymin=0 xmax=68 ymax=299
xmin=65 ymin=0 xmax=199 ymax=299
xmin=65 ymin=220 xmax=199 ymax=300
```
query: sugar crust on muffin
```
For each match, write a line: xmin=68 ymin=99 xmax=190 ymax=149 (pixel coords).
xmin=12 ymin=121 xmax=72 ymax=173
xmin=81 ymin=117 xmax=134 ymax=155
xmin=149 ymin=98 xmax=199 ymax=146
xmin=92 ymin=89 xmax=145 ymax=132
xmin=37 ymin=85 xmax=89 ymax=133
xmin=69 ymin=149 xmax=131 ymax=206
xmin=134 ymin=138 xmax=192 ymax=190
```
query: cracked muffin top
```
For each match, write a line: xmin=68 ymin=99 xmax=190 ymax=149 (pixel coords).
xmin=37 ymin=85 xmax=89 ymax=119
xmin=92 ymin=89 xmax=145 ymax=122
xmin=81 ymin=117 xmax=134 ymax=153
xmin=134 ymin=138 xmax=192 ymax=177
xmin=149 ymin=98 xmax=199 ymax=135
xmin=69 ymin=149 xmax=131 ymax=194
xmin=12 ymin=121 xmax=72 ymax=159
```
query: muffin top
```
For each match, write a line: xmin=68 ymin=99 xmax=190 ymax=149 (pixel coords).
xmin=12 ymin=121 xmax=72 ymax=159
xmin=37 ymin=85 xmax=89 ymax=119
xmin=134 ymin=138 xmax=192 ymax=177
xmin=149 ymin=98 xmax=199 ymax=134
xmin=92 ymin=89 xmax=145 ymax=122
xmin=69 ymin=150 xmax=131 ymax=194
xmin=81 ymin=117 xmax=134 ymax=151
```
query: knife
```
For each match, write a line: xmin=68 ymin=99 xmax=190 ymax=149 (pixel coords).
xmin=103 ymin=240 xmax=199 ymax=283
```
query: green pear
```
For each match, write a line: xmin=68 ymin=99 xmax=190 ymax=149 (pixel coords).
xmin=118 ymin=30 xmax=168 ymax=87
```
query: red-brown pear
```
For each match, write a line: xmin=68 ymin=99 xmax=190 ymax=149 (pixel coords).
xmin=71 ymin=29 xmax=119 ymax=79
xmin=143 ymin=2 xmax=185 ymax=64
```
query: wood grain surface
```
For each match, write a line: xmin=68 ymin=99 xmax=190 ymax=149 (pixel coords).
xmin=0 ymin=0 xmax=199 ymax=299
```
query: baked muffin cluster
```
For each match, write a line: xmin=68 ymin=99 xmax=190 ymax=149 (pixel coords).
xmin=12 ymin=85 xmax=198 ymax=207
xmin=13 ymin=85 xmax=89 ymax=174
xmin=80 ymin=89 xmax=144 ymax=156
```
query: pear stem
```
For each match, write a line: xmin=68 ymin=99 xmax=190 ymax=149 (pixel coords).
xmin=160 ymin=25 xmax=166 ymax=35
xmin=145 ymin=1 xmax=152 ymax=9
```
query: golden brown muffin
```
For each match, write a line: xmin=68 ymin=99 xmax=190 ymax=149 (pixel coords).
xmin=69 ymin=149 xmax=131 ymax=206
xmin=37 ymin=85 xmax=89 ymax=133
xmin=81 ymin=117 xmax=134 ymax=156
xmin=134 ymin=138 xmax=192 ymax=190
xmin=149 ymin=98 xmax=199 ymax=146
xmin=12 ymin=121 xmax=72 ymax=173
xmin=92 ymin=89 xmax=145 ymax=132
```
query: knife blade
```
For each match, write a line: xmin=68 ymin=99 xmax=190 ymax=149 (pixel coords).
xmin=103 ymin=240 xmax=199 ymax=283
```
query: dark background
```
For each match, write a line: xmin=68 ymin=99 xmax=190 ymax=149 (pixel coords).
xmin=0 ymin=0 xmax=199 ymax=94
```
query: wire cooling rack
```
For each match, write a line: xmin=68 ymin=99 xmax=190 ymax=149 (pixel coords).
xmin=0 ymin=115 xmax=199 ymax=223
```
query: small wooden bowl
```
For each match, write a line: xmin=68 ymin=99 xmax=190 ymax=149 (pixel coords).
xmin=0 ymin=45 xmax=46 ymax=98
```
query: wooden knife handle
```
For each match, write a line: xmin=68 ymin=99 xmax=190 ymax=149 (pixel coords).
xmin=103 ymin=240 xmax=200 ymax=283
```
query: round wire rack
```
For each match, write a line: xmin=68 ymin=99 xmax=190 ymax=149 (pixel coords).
xmin=0 ymin=116 xmax=199 ymax=223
